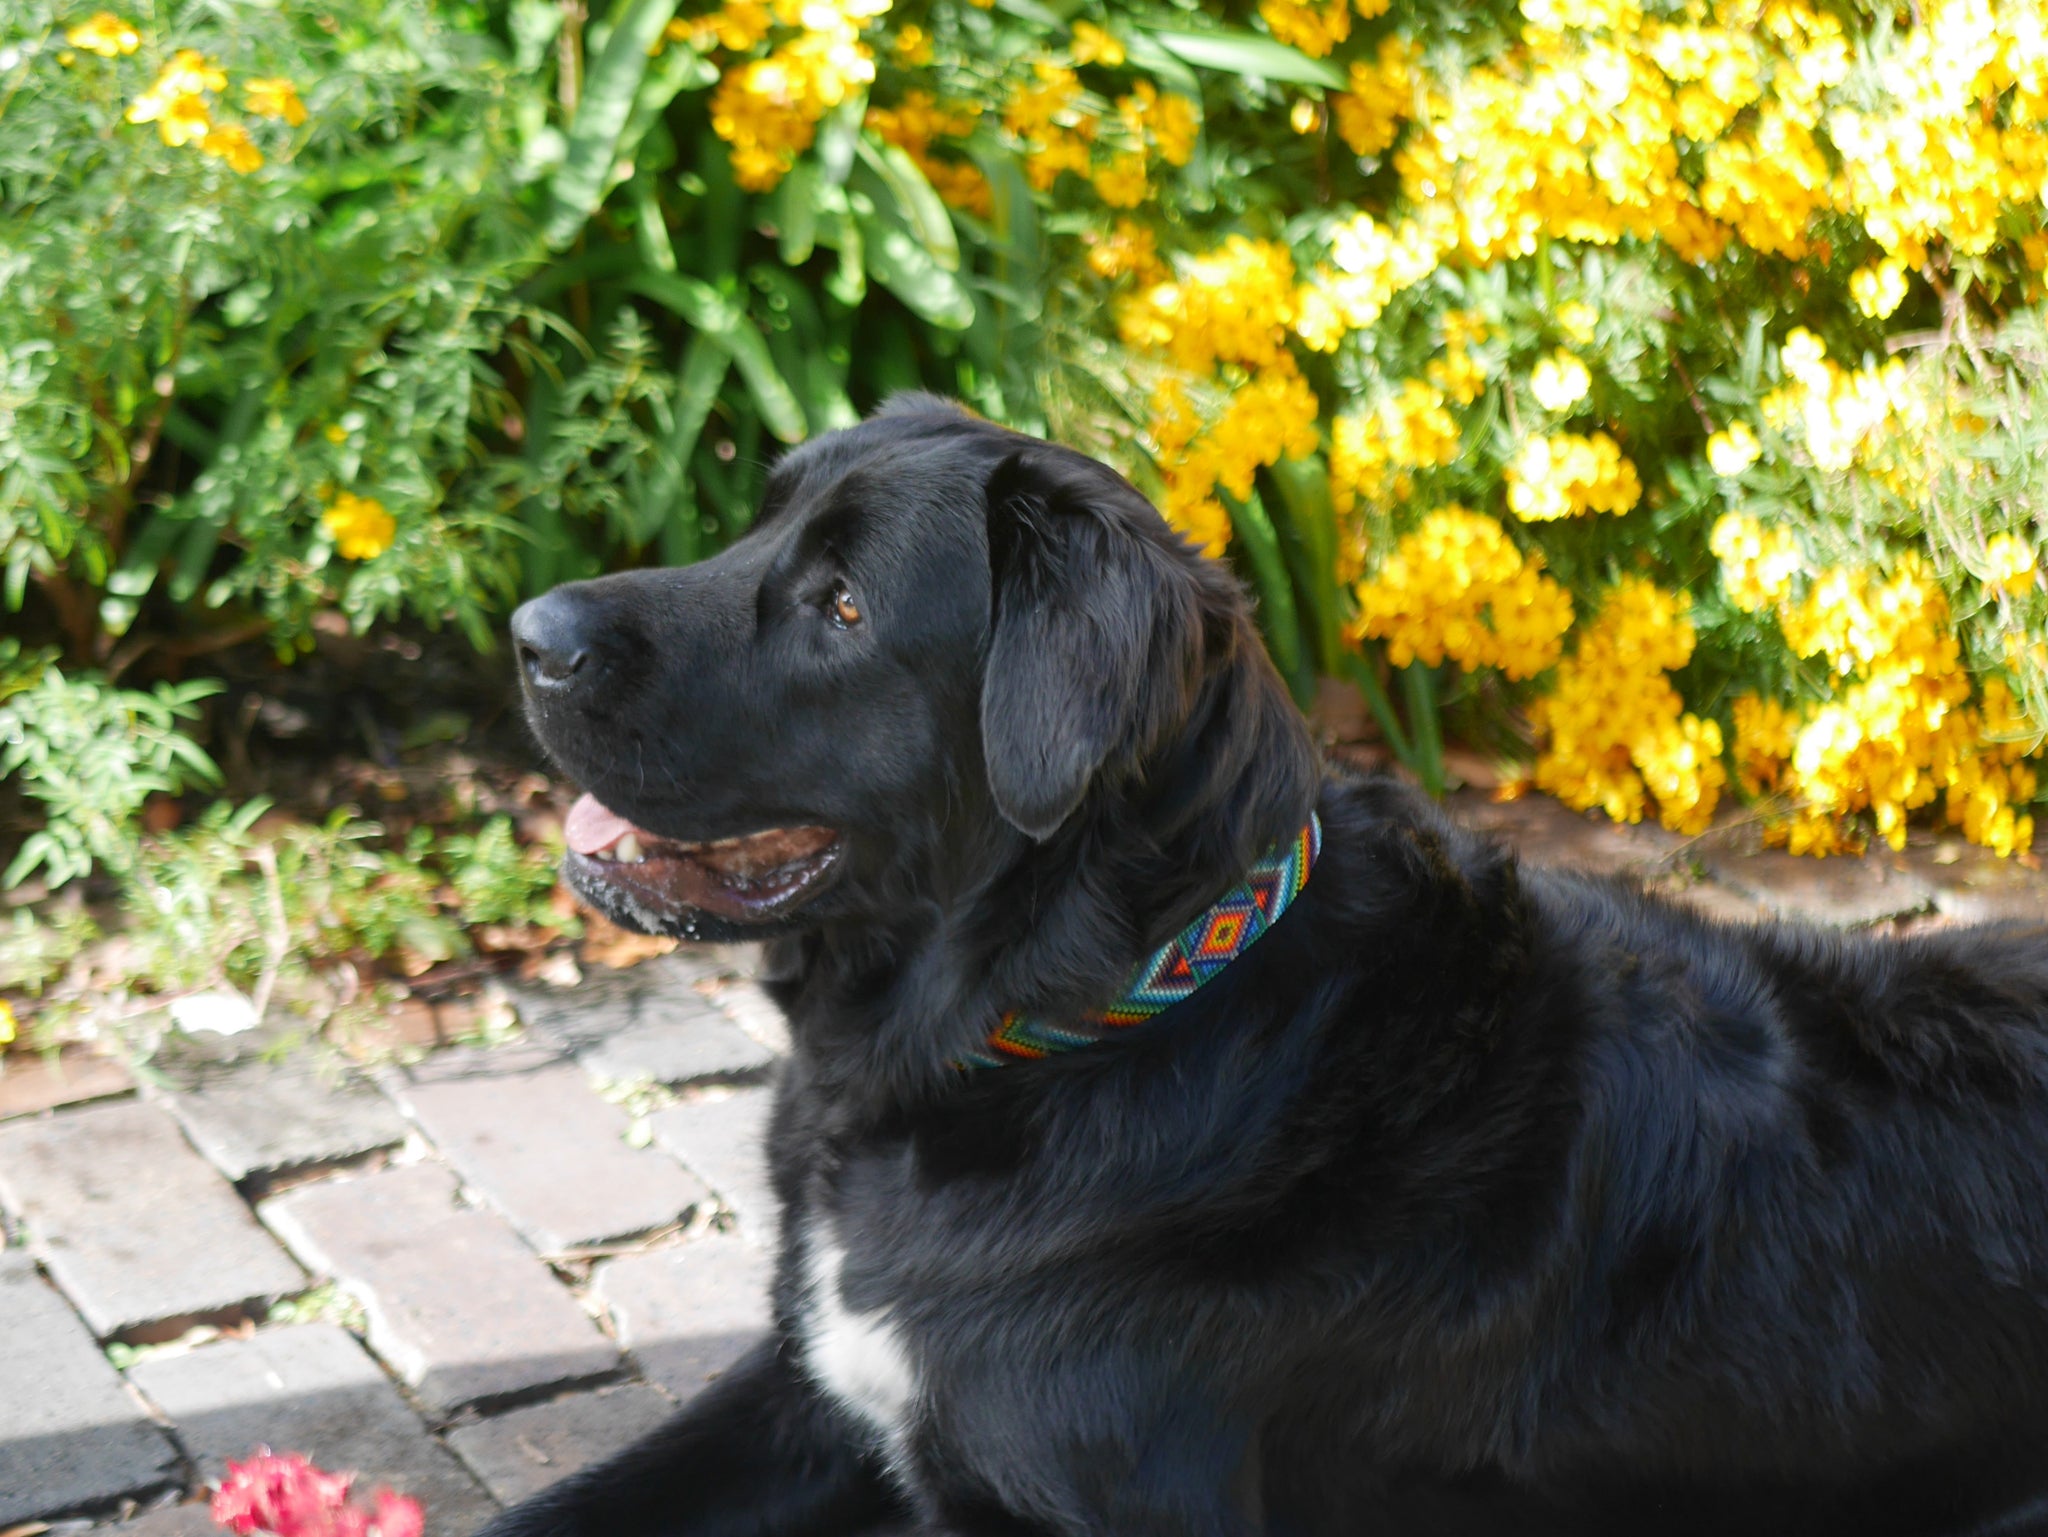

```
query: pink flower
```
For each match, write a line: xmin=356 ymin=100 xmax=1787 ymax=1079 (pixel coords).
xmin=211 ymin=1451 xmax=425 ymax=1537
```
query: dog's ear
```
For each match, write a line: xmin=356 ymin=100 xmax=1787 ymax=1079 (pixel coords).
xmin=980 ymin=447 xmax=1197 ymax=840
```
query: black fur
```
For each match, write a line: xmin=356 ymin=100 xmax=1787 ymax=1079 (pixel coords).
xmin=493 ymin=396 xmax=2048 ymax=1536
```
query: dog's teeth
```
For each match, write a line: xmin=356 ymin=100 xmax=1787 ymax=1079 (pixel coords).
xmin=615 ymin=834 xmax=644 ymax=864
xmin=591 ymin=846 xmax=612 ymax=862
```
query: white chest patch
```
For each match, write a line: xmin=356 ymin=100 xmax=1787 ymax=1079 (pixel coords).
xmin=798 ymin=1228 xmax=919 ymax=1450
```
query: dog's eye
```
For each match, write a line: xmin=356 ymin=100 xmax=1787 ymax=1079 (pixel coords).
xmin=829 ymin=581 xmax=863 ymax=629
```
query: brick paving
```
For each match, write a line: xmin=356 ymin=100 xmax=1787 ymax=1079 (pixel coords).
xmin=2 ymin=802 xmax=2046 ymax=1532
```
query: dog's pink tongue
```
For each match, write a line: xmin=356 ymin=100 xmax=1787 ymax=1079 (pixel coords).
xmin=565 ymin=793 xmax=642 ymax=855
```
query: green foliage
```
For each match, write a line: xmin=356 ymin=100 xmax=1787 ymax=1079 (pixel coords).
xmin=0 ymin=649 xmax=221 ymax=886
xmin=442 ymin=814 xmax=579 ymax=930
xmin=0 ymin=0 xmax=1031 ymax=675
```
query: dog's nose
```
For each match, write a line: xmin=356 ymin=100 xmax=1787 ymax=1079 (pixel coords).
xmin=512 ymin=589 xmax=596 ymax=691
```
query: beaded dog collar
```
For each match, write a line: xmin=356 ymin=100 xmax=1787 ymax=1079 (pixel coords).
xmin=961 ymin=813 xmax=1323 ymax=1069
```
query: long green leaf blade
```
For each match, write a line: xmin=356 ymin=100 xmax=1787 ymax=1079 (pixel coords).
xmin=545 ymin=0 xmax=683 ymax=249
xmin=627 ymin=271 xmax=808 ymax=442
xmin=1142 ymin=26 xmax=1346 ymax=89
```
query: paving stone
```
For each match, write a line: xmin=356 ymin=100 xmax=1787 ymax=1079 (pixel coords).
xmin=97 ymin=1503 xmax=222 ymax=1536
xmin=1903 ymin=841 xmax=2048 ymax=926
xmin=0 ymin=1050 xmax=134 ymax=1121
xmin=646 ymin=1088 xmax=778 ymax=1247
xmin=0 ymin=1253 xmax=180 ymax=1525
xmin=703 ymin=977 xmax=791 ymax=1056
xmin=1699 ymin=844 xmax=1935 ymax=927
xmin=505 ymin=957 xmax=689 ymax=1051
xmin=1447 ymin=790 xmax=1684 ymax=878
xmin=389 ymin=1040 xmax=566 ymax=1087
xmin=149 ymin=1057 xmax=410 ymax=1183
xmin=383 ymin=1061 xmax=708 ymax=1253
xmin=128 ymin=1323 xmax=497 ymax=1537
xmin=1648 ymin=877 xmax=1772 ymax=926
xmin=575 ymin=1008 xmax=775 ymax=1089
xmin=0 ymin=1101 xmax=304 ymax=1338
xmin=592 ymin=1234 xmax=772 ymax=1402
xmin=260 ymin=1163 xmax=617 ymax=1415
xmin=446 ymin=1383 xmax=674 ymax=1505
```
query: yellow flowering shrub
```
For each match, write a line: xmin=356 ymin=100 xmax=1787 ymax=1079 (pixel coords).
xmin=15 ymin=0 xmax=2048 ymax=868
xmin=1531 ymin=579 xmax=1727 ymax=835
xmin=1351 ymin=508 xmax=1572 ymax=679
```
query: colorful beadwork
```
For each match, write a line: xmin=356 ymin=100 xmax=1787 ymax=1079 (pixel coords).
xmin=962 ymin=813 xmax=1322 ymax=1068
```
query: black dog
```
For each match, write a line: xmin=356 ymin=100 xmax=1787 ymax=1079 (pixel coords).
xmin=493 ymin=395 xmax=2048 ymax=1536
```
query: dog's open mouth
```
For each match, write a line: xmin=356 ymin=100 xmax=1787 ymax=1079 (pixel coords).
xmin=562 ymin=793 xmax=841 ymax=925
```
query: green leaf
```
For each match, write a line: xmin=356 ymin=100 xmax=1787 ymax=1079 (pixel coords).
xmin=777 ymin=159 xmax=820 ymax=265
xmin=627 ymin=271 xmax=808 ymax=442
xmin=855 ymin=139 xmax=960 ymax=273
xmin=545 ymin=0 xmax=683 ymax=249
xmin=993 ymin=0 xmax=1065 ymax=28
xmin=1140 ymin=26 xmax=1346 ymax=89
xmin=855 ymin=206 xmax=976 ymax=331
xmin=1262 ymin=455 xmax=1342 ymax=673
xmin=1221 ymin=489 xmax=1312 ymax=703
xmin=1116 ymin=29 xmax=1204 ymax=99
xmin=638 ymin=335 xmax=728 ymax=549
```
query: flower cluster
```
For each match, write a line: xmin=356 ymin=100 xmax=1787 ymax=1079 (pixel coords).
xmin=1350 ymin=507 xmax=1573 ymax=678
xmin=1530 ymin=578 xmax=1727 ymax=834
xmin=866 ymin=91 xmax=990 ymax=214
xmin=698 ymin=0 xmax=891 ymax=191
xmin=212 ymin=1451 xmax=422 ymax=1537
xmin=1709 ymin=512 xmax=1799 ymax=613
xmin=1147 ymin=368 xmax=1320 ymax=556
xmin=322 ymin=491 xmax=395 ymax=561
xmin=1328 ymin=380 xmax=1461 ymax=517
xmin=1713 ymin=554 xmax=2038 ymax=855
xmin=1504 ymin=431 xmax=1641 ymax=520
xmin=114 ymin=45 xmax=293 ymax=173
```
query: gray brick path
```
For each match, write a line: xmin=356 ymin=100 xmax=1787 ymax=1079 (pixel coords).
xmin=150 ymin=1057 xmax=410 ymax=1184
xmin=0 ymin=1253 xmax=179 ymax=1524
xmin=0 ymin=1100 xmax=303 ymax=1337
xmin=647 ymin=1089 xmax=779 ymax=1247
xmin=261 ymin=1163 xmax=618 ymax=1415
xmin=1 ymin=806 xmax=2043 ymax=1535
xmin=384 ymin=1060 xmax=710 ymax=1253
xmin=446 ymin=1383 xmax=675 ymax=1505
xmin=593 ymin=1233 xmax=773 ymax=1401
xmin=128 ymin=1323 xmax=498 ymax=1536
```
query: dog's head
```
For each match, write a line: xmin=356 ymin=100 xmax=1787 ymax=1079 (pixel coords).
xmin=513 ymin=395 xmax=1309 ymax=943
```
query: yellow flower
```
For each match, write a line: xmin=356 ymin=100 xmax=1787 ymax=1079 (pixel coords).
xmin=322 ymin=491 xmax=396 ymax=560
xmin=66 ymin=11 xmax=140 ymax=56
xmin=1849 ymin=258 xmax=1909 ymax=320
xmin=707 ymin=0 xmax=886 ymax=191
xmin=1528 ymin=349 xmax=1592 ymax=412
xmin=200 ymin=123 xmax=263 ymax=173
xmin=891 ymin=24 xmax=932 ymax=65
xmin=1532 ymin=577 xmax=1726 ymax=834
xmin=126 ymin=49 xmax=225 ymax=146
xmin=244 ymin=76 xmax=308 ymax=126
xmin=1333 ymin=38 xmax=1415 ymax=157
xmin=0 ymin=997 xmax=15 ymax=1045
xmin=1259 ymin=0 xmax=1350 ymax=58
xmin=1555 ymin=301 xmax=1599 ymax=346
xmin=1710 ymin=512 xmax=1799 ymax=611
xmin=1506 ymin=432 xmax=1641 ymax=520
xmin=1090 ymin=153 xmax=1148 ymax=208
xmin=1985 ymin=532 xmax=2039 ymax=590
xmin=1705 ymin=420 xmax=1761 ymax=476
xmin=1351 ymin=507 xmax=1574 ymax=679
xmin=1085 ymin=219 xmax=1162 ymax=282
xmin=1070 ymin=21 xmax=1124 ymax=67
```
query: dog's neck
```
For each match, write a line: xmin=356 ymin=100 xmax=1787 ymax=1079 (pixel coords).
xmin=768 ymin=627 xmax=1323 ymax=1109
